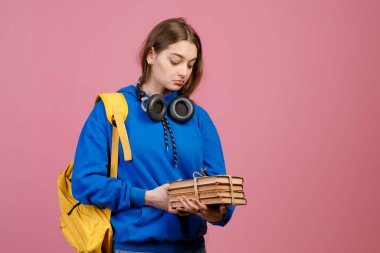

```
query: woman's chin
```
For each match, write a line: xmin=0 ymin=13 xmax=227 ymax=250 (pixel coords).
xmin=167 ymin=84 xmax=183 ymax=91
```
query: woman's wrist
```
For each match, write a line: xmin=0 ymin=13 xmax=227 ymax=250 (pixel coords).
xmin=144 ymin=190 xmax=153 ymax=206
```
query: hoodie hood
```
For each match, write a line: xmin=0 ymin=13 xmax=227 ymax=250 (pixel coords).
xmin=118 ymin=85 xmax=180 ymax=104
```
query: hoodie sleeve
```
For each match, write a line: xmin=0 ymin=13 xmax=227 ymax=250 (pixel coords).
xmin=198 ymin=106 xmax=235 ymax=227
xmin=71 ymin=100 xmax=146 ymax=211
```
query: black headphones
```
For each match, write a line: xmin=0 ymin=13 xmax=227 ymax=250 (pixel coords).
xmin=136 ymin=80 xmax=194 ymax=123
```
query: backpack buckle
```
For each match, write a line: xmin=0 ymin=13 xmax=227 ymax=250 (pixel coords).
xmin=111 ymin=115 xmax=117 ymax=127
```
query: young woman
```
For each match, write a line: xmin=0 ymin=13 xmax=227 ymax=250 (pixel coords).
xmin=72 ymin=17 xmax=235 ymax=253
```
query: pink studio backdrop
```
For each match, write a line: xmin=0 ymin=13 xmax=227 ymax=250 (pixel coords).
xmin=1 ymin=0 xmax=379 ymax=252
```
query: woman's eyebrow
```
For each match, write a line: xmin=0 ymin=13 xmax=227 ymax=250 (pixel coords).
xmin=170 ymin=53 xmax=197 ymax=62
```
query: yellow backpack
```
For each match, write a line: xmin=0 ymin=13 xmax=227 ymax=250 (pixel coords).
xmin=58 ymin=93 xmax=132 ymax=253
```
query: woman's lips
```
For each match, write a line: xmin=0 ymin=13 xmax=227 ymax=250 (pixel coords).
xmin=174 ymin=80 xmax=184 ymax=86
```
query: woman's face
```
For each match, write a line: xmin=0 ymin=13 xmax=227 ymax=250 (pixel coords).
xmin=147 ymin=40 xmax=197 ymax=93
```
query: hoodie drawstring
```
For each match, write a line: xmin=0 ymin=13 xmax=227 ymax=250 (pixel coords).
xmin=161 ymin=116 xmax=178 ymax=168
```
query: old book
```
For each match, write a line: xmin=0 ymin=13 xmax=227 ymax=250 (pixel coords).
xmin=171 ymin=197 xmax=247 ymax=208
xmin=198 ymin=184 xmax=243 ymax=192
xmin=201 ymin=197 xmax=247 ymax=205
xmin=169 ymin=175 xmax=243 ymax=190
xmin=169 ymin=191 xmax=245 ymax=202
xmin=168 ymin=184 xmax=243 ymax=195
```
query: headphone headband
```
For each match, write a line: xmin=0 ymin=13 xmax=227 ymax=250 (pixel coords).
xmin=135 ymin=78 xmax=194 ymax=123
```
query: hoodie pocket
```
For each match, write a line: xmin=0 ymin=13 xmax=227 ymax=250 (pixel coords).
xmin=111 ymin=207 xmax=143 ymax=243
xmin=135 ymin=206 xmax=163 ymax=225
xmin=126 ymin=206 xmax=165 ymax=242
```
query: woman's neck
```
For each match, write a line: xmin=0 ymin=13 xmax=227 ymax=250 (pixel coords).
xmin=141 ymin=80 xmax=171 ymax=96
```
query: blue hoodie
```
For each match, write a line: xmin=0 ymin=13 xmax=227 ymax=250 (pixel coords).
xmin=72 ymin=85 xmax=235 ymax=253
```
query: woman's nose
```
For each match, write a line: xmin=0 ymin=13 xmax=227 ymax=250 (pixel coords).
xmin=178 ymin=64 xmax=188 ymax=77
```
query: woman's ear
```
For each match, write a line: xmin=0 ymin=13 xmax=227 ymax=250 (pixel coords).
xmin=147 ymin=47 xmax=156 ymax=64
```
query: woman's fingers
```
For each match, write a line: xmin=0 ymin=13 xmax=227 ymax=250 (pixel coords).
xmin=177 ymin=196 xmax=190 ymax=209
xmin=178 ymin=196 xmax=201 ymax=213
xmin=190 ymin=198 xmax=208 ymax=212
xmin=173 ymin=196 xmax=224 ymax=217
xmin=170 ymin=196 xmax=228 ymax=222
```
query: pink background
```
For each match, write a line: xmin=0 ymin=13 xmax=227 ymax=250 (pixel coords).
xmin=1 ymin=0 xmax=379 ymax=252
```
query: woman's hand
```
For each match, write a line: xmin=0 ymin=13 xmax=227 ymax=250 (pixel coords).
xmin=145 ymin=184 xmax=192 ymax=216
xmin=144 ymin=185 xmax=227 ymax=221
xmin=175 ymin=195 xmax=227 ymax=222
xmin=144 ymin=183 xmax=171 ymax=211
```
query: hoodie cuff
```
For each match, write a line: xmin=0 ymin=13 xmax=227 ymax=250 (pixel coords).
xmin=130 ymin=187 xmax=147 ymax=207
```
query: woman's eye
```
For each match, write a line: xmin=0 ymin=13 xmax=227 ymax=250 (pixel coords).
xmin=170 ymin=59 xmax=194 ymax=69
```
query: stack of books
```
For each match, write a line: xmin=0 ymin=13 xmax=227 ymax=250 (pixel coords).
xmin=169 ymin=175 xmax=247 ymax=208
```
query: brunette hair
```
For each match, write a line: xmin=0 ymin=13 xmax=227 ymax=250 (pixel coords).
xmin=138 ymin=17 xmax=203 ymax=97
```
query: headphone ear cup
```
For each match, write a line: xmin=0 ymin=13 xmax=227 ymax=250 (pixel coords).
xmin=168 ymin=96 xmax=194 ymax=123
xmin=146 ymin=95 xmax=167 ymax=121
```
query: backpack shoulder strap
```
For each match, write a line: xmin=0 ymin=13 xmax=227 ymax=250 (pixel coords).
xmin=95 ymin=93 xmax=132 ymax=163
xmin=95 ymin=93 xmax=128 ymax=124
